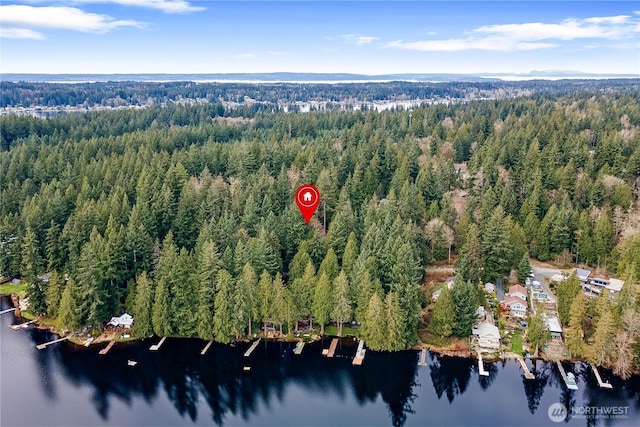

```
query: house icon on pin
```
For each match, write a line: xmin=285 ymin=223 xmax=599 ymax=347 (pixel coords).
xmin=303 ymin=192 xmax=313 ymax=202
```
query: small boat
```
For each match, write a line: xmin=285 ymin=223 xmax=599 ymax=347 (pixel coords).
xmin=84 ymin=337 xmax=94 ymax=347
xmin=243 ymin=366 xmax=251 ymax=371
xmin=566 ymin=372 xmax=578 ymax=390
xmin=127 ymin=360 xmax=138 ymax=366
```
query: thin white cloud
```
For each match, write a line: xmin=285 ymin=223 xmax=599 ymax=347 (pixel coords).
xmin=19 ymin=0 xmax=204 ymax=14
xmin=388 ymin=14 xmax=639 ymax=52
xmin=0 ymin=27 xmax=45 ymax=40
xmin=387 ymin=38 xmax=557 ymax=52
xmin=338 ymin=34 xmax=379 ymax=45
xmin=233 ymin=53 xmax=255 ymax=59
xmin=0 ymin=5 xmax=144 ymax=33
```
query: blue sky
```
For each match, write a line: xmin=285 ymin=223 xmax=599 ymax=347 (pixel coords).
xmin=1 ymin=1 xmax=639 ymax=75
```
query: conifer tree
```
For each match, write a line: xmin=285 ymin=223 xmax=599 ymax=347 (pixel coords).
xmin=332 ymin=270 xmax=351 ymax=336
xmin=235 ymin=262 xmax=258 ymax=337
xmin=517 ymin=253 xmax=531 ymax=284
xmin=291 ymin=261 xmax=316 ymax=331
xmin=566 ymin=291 xmax=587 ymax=357
xmin=527 ymin=312 xmax=551 ymax=353
xmin=312 ymin=272 xmax=333 ymax=335
xmin=556 ymin=274 xmax=581 ymax=326
xmin=362 ymin=293 xmax=387 ymax=351
xmin=429 ymin=287 xmax=456 ymax=338
xmin=133 ymin=272 xmax=153 ymax=337
xmin=152 ymin=278 xmax=171 ymax=336
xmin=57 ymin=278 xmax=80 ymax=332
xmin=258 ymin=270 xmax=273 ymax=337
xmin=213 ymin=269 xmax=236 ymax=343
xmin=45 ymin=270 xmax=63 ymax=317
xmin=589 ymin=308 xmax=615 ymax=366
xmin=318 ymin=248 xmax=339 ymax=281
xmin=451 ymin=279 xmax=477 ymax=336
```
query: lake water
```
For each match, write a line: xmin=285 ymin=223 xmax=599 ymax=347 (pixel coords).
xmin=1 ymin=296 xmax=638 ymax=426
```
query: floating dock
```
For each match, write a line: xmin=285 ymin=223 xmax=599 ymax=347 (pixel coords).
xmin=518 ymin=358 xmax=535 ymax=380
xmin=352 ymin=340 xmax=366 ymax=365
xmin=244 ymin=338 xmax=260 ymax=357
xmin=293 ymin=341 xmax=305 ymax=355
xmin=9 ymin=320 xmax=35 ymax=330
xmin=325 ymin=338 xmax=339 ymax=358
xmin=478 ymin=353 xmax=489 ymax=376
xmin=149 ymin=336 xmax=167 ymax=351
xmin=99 ymin=340 xmax=116 ymax=355
xmin=556 ymin=361 xmax=579 ymax=390
xmin=0 ymin=308 xmax=16 ymax=315
xmin=36 ymin=336 xmax=70 ymax=350
xmin=590 ymin=363 xmax=613 ymax=389
xmin=201 ymin=339 xmax=214 ymax=355
xmin=418 ymin=349 xmax=427 ymax=366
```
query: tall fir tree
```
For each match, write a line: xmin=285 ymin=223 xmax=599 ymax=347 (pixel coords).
xmin=133 ymin=272 xmax=153 ymax=338
xmin=152 ymin=278 xmax=171 ymax=337
xmin=429 ymin=287 xmax=456 ymax=338
xmin=213 ymin=269 xmax=236 ymax=343
xmin=332 ymin=270 xmax=352 ymax=336
xmin=451 ymin=279 xmax=477 ymax=337
xmin=312 ymin=272 xmax=333 ymax=335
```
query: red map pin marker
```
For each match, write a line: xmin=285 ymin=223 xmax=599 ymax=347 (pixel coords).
xmin=295 ymin=184 xmax=321 ymax=224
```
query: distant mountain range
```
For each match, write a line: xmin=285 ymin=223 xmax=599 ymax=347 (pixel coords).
xmin=2 ymin=72 xmax=638 ymax=83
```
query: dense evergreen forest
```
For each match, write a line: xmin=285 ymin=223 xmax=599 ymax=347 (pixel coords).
xmin=1 ymin=83 xmax=639 ymax=374
xmin=2 ymin=79 xmax=637 ymax=109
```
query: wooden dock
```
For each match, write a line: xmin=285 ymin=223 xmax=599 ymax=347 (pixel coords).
xmin=149 ymin=336 xmax=167 ymax=351
xmin=590 ymin=363 xmax=613 ymax=389
xmin=293 ymin=341 xmax=305 ymax=355
xmin=0 ymin=308 xmax=16 ymax=315
xmin=244 ymin=338 xmax=260 ymax=357
xmin=478 ymin=353 xmax=489 ymax=376
xmin=556 ymin=361 xmax=578 ymax=390
xmin=324 ymin=338 xmax=339 ymax=358
xmin=36 ymin=336 xmax=70 ymax=350
xmin=418 ymin=349 xmax=427 ymax=366
xmin=99 ymin=340 xmax=116 ymax=355
xmin=9 ymin=320 xmax=35 ymax=330
xmin=201 ymin=340 xmax=214 ymax=355
xmin=352 ymin=340 xmax=366 ymax=365
xmin=518 ymin=358 xmax=535 ymax=380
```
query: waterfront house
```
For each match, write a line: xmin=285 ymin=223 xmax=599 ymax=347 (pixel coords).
xmin=573 ymin=268 xmax=591 ymax=282
xmin=473 ymin=322 xmax=500 ymax=350
xmin=544 ymin=316 xmax=563 ymax=340
xmin=108 ymin=313 xmax=134 ymax=329
xmin=507 ymin=285 xmax=527 ymax=300
xmin=503 ymin=295 xmax=527 ymax=318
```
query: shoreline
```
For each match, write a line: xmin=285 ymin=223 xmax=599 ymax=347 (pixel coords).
xmin=4 ymin=292 xmax=635 ymax=374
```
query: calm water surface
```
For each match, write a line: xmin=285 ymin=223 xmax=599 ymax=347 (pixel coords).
xmin=1 ymin=297 xmax=638 ymax=426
